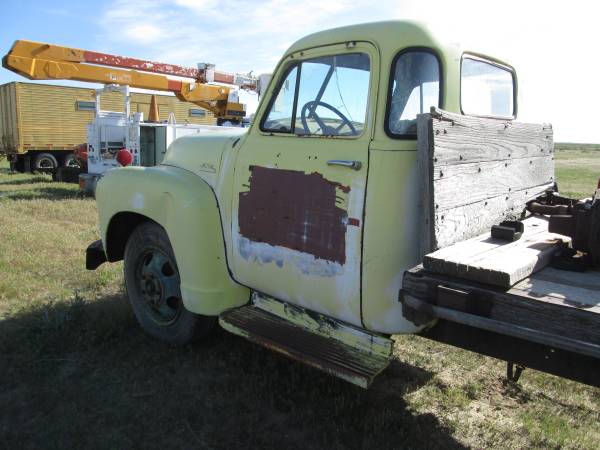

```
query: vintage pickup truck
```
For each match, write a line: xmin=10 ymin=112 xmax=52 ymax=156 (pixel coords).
xmin=86 ymin=21 xmax=600 ymax=388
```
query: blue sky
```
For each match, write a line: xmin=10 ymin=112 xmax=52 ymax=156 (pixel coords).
xmin=1 ymin=0 xmax=599 ymax=142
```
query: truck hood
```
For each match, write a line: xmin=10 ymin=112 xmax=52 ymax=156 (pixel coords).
xmin=161 ymin=127 xmax=247 ymax=186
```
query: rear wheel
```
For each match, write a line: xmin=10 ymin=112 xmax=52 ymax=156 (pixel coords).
xmin=124 ymin=221 xmax=216 ymax=345
xmin=33 ymin=152 xmax=58 ymax=172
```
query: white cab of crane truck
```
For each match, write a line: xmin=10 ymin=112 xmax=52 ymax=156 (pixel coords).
xmin=79 ymin=85 xmax=243 ymax=195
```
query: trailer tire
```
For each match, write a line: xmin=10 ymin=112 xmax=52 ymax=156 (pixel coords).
xmin=33 ymin=152 xmax=58 ymax=172
xmin=61 ymin=153 xmax=79 ymax=168
xmin=124 ymin=221 xmax=216 ymax=345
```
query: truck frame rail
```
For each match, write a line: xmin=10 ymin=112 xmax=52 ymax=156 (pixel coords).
xmin=400 ymin=265 xmax=600 ymax=387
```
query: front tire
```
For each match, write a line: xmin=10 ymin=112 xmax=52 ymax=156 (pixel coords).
xmin=124 ymin=221 xmax=216 ymax=345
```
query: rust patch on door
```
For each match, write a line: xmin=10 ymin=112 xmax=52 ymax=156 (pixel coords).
xmin=238 ymin=166 xmax=350 ymax=264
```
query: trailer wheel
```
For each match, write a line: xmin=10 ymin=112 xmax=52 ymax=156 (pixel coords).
xmin=124 ymin=221 xmax=216 ymax=345
xmin=33 ymin=152 xmax=58 ymax=172
xmin=61 ymin=153 xmax=80 ymax=168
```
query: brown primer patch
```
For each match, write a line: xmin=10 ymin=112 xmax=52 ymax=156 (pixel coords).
xmin=238 ymin=166 xmax=350 ymax=264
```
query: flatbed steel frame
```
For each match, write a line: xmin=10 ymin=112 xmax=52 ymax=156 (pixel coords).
xmin=401 ymin=266 xmax=600 ymax=387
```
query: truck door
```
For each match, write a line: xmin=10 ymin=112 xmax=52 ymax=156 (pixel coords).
xmin=139 ymin=126 xmax=156 ymax=166
xmin=154 ymin=126 xmax=167 ymax=164
xmin=231 ymin=42 xmax=377 ymax=326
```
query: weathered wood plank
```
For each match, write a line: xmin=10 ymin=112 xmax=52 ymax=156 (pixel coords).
xmin=427 ymin=215 xmax=549 ymax=261
xmin=510 ymin=267 xmax=600 ymax=310
xmin=417 ymin=107 xmax=555 ymax=251
xmin=417 ymin=113 xmax=434 ymax=257
xmin=510 ymin=278 xmax=600 ymax=312
xmin=429 ymin=107 xmax=554 ymax=166
xmin=433 ymin=156 xmax=554 ymax=211
xmin=423 ymin=216 xmax=569 ymax=288
xmin=525 ymin=267 xmax=600 ymax=292
xmin=432 ymin=183 xmax=553 ymax=249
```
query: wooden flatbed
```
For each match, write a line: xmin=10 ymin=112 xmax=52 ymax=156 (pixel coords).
xmin=402 ymin=108 xmax=600 ymax=387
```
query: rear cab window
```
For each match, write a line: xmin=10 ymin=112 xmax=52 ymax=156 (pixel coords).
xmin=386 ymin=49 xmax=441 ymax=138
xmin=461 ymin=56 xmax=515 ymax=118
xmin=261 ymin=53 xmax=371 ymax=137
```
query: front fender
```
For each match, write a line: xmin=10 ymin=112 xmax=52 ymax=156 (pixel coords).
xmin=96 ymin=165 xmax=249 ymax=315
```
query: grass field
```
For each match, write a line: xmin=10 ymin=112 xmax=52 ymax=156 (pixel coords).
xmin=554 ymin=149 xmax=600 ymax=198
xmin=1 ymin=148 xmax=600 ymax=449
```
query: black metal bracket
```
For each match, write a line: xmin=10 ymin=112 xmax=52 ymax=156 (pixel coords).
xmin=527 ymin=189 xmax=600 ymax=265
xmin=86 ymin=239 xmax=107 ymax=270
xmin=506 ymin=361 xmax=525 ymax=382
xmin=491 ymin=220 xmax=524 ymax=242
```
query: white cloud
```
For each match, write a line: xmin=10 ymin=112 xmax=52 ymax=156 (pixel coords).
xmin=97 ymin=0 xmax=368 ymax=73
xmin=122 ymin=24 xmax=164 ymax=44
xmin=173 ymin=0 xmax=220 ymax=14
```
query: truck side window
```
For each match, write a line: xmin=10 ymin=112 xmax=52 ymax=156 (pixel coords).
xmin=262 ymin=65 xmax=299 ymax=133
xmin=261 ymin=53 xmax=370 ymax=137
xmin=461 ymin=57 xmax=514 ymax=117
xmin=387 ymin=50 xmax=440 ymax=138
xmin=295 ymin=54 xmax=370 ymax=136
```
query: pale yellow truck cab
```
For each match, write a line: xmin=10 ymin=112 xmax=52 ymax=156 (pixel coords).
xmin=87 ymin=21 xmax=518 ymax=386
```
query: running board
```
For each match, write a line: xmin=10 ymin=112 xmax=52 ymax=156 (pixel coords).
xmin=219 ymin=293 xmax=393 ymax=388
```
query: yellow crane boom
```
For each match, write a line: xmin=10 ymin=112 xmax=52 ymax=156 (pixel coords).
xmin=2 ymin=40 xmax=256 ymax=121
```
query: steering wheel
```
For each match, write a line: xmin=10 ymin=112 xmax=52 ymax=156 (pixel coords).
xmin=300 ymin=101 xmax=357 ymax=136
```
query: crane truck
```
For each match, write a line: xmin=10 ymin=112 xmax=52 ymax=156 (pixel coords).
xmin=2 ymin=40 xmax=264 ymax=191
xmin=11 ymin=21 xmax=600 ymax=389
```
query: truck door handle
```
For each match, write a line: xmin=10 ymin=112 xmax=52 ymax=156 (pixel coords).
xmin=327 ymin=159 xmax=362 ymax=171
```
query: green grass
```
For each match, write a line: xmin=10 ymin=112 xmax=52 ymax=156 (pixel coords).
xmin=554 ymin=148 xmax=600 ymax=198
xmin=1 ymin=151 xmax=600 ymax=449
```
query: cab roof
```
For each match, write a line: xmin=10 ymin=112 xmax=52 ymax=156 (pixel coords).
xmin=285 ymin=20 xmax=512 ymax=69
xmin=287 ymin=21 xmax=443 ymax=56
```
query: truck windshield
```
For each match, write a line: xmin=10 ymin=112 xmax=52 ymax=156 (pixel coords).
xmin=461 ymin=57 xmax=514 ymax=117
xmin=261 ymin=53 xmax=370 ymax=137
xmin=387 ymin=50 xmax=440 ymax=138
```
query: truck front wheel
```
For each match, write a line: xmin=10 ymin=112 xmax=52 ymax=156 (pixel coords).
xmin=124 ymin=221 xmax=216 ymax=345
